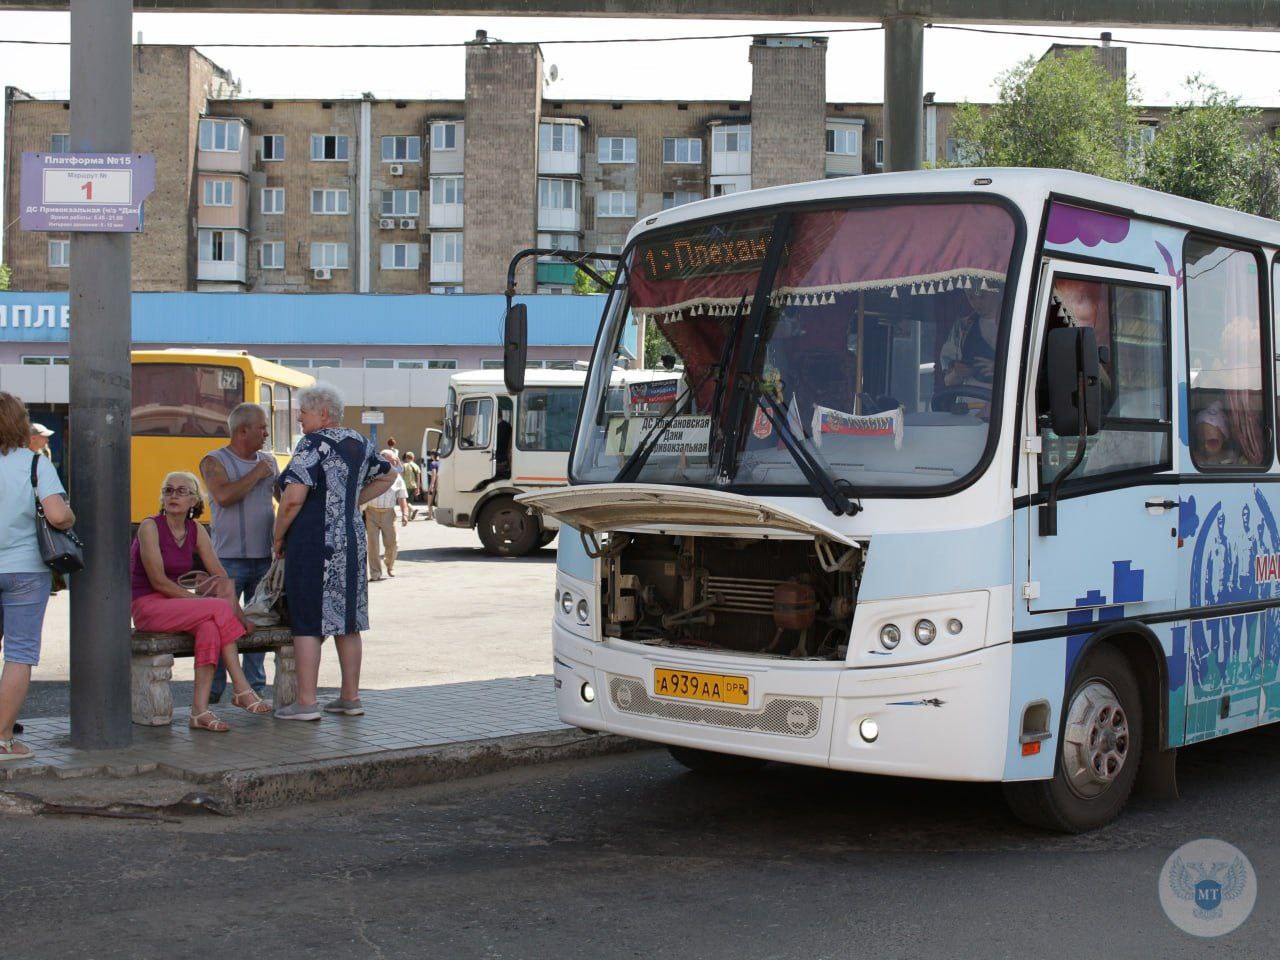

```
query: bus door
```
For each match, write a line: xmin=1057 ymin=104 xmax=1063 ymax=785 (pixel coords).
xmin=1025 ymin=262 xmax=1178 ymax=623
xmin=453 ymin=393 xmax=497 ymax=491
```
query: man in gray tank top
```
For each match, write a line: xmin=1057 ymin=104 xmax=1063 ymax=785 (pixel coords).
xmin=200 ymin=402 xmax=279 ymax=701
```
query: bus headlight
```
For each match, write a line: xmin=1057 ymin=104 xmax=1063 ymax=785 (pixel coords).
xmin=947 ymin=618 xmax=963 ymax=635
xmin=879 ymin=624 xmax=901 ymax=650
xmin=859 ymin=717 xmax=879 ymax=743
xmin=914 ymin=619 xmax=937 ymax=645
xmin=560 ymin=591 xmax=574 ymax=615
xmin=576 ymin=599 xmax=590 ymax=624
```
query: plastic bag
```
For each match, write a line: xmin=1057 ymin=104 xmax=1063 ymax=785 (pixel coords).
xmin=243 ymin=558 xmax=286 ymax=627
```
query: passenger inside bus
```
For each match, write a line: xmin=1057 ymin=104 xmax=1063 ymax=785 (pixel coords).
xmin=1193 ymin=403 xmax=1242 ymax=465
xmin=939 ymin=282 xmax=1002 ymax=391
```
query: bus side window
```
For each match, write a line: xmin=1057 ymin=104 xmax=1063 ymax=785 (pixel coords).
xmin=1035 ymin=276 xmax=1170 ymax=485
xmin=274 ymin=383 xmax=291 ymax=454
xmin=459 ymin=397 xmax=493 ymax=449
xmin=260 ymin=384 xmax=274 ymax=452
xmin=1185 ymin=238 xmax=1269 ymax=470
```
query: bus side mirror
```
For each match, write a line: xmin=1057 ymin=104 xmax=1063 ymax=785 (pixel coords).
xmin=1045 ymin=327 xmax=1101 ymax=437
xmin=504 ymin=303 xmax=528 ymax=395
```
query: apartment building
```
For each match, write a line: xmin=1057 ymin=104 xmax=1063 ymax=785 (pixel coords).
xmin=5 ymin=33 xmax=1221 ymax=298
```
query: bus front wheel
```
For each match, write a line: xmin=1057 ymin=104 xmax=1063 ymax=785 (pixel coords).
xmin=477 ymin=496 xmax=542 ymax=557
xmin=1003 ymin=646 xmax=1143 ymax=833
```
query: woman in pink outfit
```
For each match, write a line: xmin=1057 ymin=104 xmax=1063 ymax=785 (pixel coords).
xmin=130 ymin=471 xmax=271 ymax=732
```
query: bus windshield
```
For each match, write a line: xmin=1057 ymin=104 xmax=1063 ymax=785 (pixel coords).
xmin=572 ymin=198 xmax=1021 ymax=493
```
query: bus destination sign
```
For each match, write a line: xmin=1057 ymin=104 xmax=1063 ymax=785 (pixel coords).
xmin=638 ymin=225 xmax=777 ymax=281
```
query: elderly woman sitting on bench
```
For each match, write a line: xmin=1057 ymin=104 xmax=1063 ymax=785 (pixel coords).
xmin=129 ymin=471 xmax=271 ymax=732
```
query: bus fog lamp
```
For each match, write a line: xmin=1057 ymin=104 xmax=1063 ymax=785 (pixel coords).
xmin=914 ymin=619 xmax=936 ymax=645
xmin=560 ymin=591 xmax=574 ymax=615
xmin=581 ymin=682 xmax=596 ymax=703
xmin=879 ymin=624 xmax=901 ymax=650
xmin=859 ymin=718 xmax=879 ymax=743
xmin=576 ymin=599 xmax=590 ymax=623
xmin=947 ymin=618 xmax=963 ymax=635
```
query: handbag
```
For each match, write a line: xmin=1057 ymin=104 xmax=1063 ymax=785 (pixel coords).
xmin=243 ymin=557 xmax=287 ymax=626
xmin=30 ymin=454 xmax=85 ymax=575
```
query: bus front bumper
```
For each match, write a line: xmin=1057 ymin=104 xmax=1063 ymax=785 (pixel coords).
xmin=552 ymin=624 xmax=1012 ymax=782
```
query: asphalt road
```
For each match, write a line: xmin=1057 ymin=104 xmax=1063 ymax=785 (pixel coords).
xmin=4 ymin=725 xmax=1279 ymax=958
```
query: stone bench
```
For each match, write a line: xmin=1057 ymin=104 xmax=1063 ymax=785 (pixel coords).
xmin=130 ymin=627 xmax=298 ymax=726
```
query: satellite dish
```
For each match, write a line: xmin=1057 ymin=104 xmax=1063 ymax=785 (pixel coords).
xmin=549 ymin=64 xmax=559 ymax=82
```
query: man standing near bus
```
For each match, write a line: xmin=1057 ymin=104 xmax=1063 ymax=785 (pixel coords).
xmin=200 ymin=403 xmax=278 ymax=700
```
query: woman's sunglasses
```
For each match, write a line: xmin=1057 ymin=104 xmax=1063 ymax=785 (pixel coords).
xmin=162 ymin=486 xmax=196 ymax=497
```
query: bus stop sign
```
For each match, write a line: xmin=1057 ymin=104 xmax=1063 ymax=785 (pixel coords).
xmin=19 ymin=152 xmax=156 ymax=233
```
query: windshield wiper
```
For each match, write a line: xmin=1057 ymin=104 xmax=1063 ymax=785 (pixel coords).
xmin=754 ymin=386 xmax=861 ymax=517
xmin=614 ymin=295 xmax=748 ymax=484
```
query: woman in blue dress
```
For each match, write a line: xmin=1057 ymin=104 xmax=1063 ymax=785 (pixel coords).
xmin=272 ymin=384 xmax=393 ymax=720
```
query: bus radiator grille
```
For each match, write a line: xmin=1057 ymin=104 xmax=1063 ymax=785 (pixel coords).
xmin=607 ymin=676 xmax=821 ymax=738
xmin=704 ymin=575 xmax=781 ymax=616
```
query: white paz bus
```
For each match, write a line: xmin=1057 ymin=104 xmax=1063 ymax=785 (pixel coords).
xmin=507 ymin=168 xmax=1280 ymax=832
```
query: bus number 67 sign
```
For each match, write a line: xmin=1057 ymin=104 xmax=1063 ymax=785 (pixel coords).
xmin=20 ymin=152 xmax=157 ymax=233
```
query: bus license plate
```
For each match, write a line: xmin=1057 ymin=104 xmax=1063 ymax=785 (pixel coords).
xmin=653 ymin=668 xmax=749 ymax=705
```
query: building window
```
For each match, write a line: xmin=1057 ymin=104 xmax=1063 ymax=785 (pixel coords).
xmin=203 ymin=179 xmax=234 ymax=206
xmin=430 ymin=286 xmax=463 ymax=295
xmin=661 ymin=191 xmax=702 ymax=210
xmin=596 ymin=191 xmax=636 ymax=218
xmin=429 ymin=177 xmax=463 ymax=206
xmin=427 ymin=359 xmax=458 ymax=369
xmin=272 ymin=357 xmax=341 ymax=370
xmin=712 ymin=182 xmax=740 ymax=197
xmin=597 ymin=137 xmax=636 ymax=164
xmin=711 ymin=125 xmax=750 ymax=154
xmin=662 ymin=137 xmax=702 ymax=164
xmin=310 ymin=134 xmax=350 ymax=161
xmin=260 ymin=135 xmax=284 ymax=161
xmin=310 ymin=242 xmax=349 ymax=269
xmin=260 ymin=241 xmax=284 ymax=270
xmin=48 ymin=240 xmax=70 ymax=268
xmin=311 ymin=189 xmax=350 ymax=215
xmin=431 ymin=233 xmax=463 ymax=266
xmin=50 ymin=134 xmax=70 ymax=153
xmin=431 ymin=123 xmax=458 ymax=151
xmin=380 ymin=242 xmax=421 ymax=270
xmin=538 ymin=178 xmax=580 ymax=210
xmin=381 ymin=135 xmax=422 ymax=162
xmin=380 ymin=190 xmax=420 ymax=217
xmin=199 ymin=119 xmax=242 ymax=152
xmin=22 ymin=356 xmax=70 ymax=366
xmin=364 ymin=358 xmax=448 ymax=369
xmin=825 ymin=127 xmax=859 ymax=155
xmin=537 ymin=232 xmax=578 ymax=259
xmin=874 ymin=138 xmax=884 ymax=168
xmin=261 ymin=188 xmax=285 ymax=215
xmin=539 ymin=121 xmax=578 ymax=155
xmin=480 ymin=359 xmax=505 ymax=370
xmin=199 ymin=229 xmax=238 ymax=262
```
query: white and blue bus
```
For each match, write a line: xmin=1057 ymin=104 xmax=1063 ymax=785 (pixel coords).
xmin=512 ymin=168 xmax=1280 ymax=832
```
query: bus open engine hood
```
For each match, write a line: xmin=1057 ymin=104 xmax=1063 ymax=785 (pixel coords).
xmin=516 ymin=483 xmax=859 ymax=547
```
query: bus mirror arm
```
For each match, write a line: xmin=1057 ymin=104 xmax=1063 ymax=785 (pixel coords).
xmin=1039 ymin=368 xmax=1090 ymax=537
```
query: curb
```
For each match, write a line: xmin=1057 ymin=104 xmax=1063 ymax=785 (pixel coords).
xmin=1 ymin=729 xmax=651 ymax=816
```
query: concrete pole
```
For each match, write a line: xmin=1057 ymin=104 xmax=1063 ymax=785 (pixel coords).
xmin=68 ymin=0 xmax=133 ymax=749
xmin=883 ymin=16 xmax=924 ymax=172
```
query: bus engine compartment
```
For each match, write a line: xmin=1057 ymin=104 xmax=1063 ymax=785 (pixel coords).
xmin=599 ymin=532 xmax=861 ymax=661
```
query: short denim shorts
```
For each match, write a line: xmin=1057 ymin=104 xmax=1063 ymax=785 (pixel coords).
xmin=0 ymin=572 xmax=53 ymax=666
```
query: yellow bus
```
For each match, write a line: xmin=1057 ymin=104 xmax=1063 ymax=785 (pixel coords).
xmin=130 ymin=350 xmax=314 ymax=524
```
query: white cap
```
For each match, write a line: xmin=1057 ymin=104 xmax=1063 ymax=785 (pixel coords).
xmin=30 ymin=423 xmax=54 ymax=437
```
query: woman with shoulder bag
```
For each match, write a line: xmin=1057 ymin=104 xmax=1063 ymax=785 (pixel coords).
xmin=0 ymin=393 xmax=74 ymax=762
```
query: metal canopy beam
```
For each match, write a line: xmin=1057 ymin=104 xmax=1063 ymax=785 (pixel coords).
xmin=5 ymin=0 xmax=1280 ymax=28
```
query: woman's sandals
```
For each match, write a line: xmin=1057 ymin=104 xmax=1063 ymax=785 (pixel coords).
xmin=189 ymin=710 xmax=230 ymax=732
xmin=231 ymin=690 xmax=272 ymax=715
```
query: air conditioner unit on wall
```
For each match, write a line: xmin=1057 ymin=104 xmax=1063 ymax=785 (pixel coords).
xmin=379 ymin=218 xmax=395 ymax=229
xmin=400 ymin=218 xmax=417 ymax=230
xmin=313 ymin=268 xmax=332 ymax=280
xmin=390 ymin=163 xmax=405 ymax=176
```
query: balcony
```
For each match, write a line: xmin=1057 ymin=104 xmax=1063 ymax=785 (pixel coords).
xmin=428 ymin=120 xmax=465 ymax=174
xmin=536 ymin=262 xmax=578 ymax=286
xmin=196 ymin=257 xmax=247 ymax=284
xmin=196 ymin=174 xmax=249 ymax=230
xmin=430 ymin=260 xmax=463 ymax=284
xmin=428 ymin=201 xmax=464 ymax=229
xmin=538 ymin=120 xmax=582 ymax=176
xmin=197 ymin=117 xmax=251 ymax=175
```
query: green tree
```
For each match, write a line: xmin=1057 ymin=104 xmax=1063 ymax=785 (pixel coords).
xmin=1136 ymin=78 xmax=1280 ymax=219
xmin=644 ymin=318 xmax=674 ymax=369
xmin=0 ymin=262 xmax=10 ymax=291
xmin=949 ymin=48 xmax=1139 ymax=180
xmin=573 ymin=265 xmax=613 ymax=295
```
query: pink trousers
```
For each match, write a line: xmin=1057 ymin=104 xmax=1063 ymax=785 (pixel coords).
xmin=131 ymin=593 xmax=246 ymax=668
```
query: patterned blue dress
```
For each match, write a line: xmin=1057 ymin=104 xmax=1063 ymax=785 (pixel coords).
xmin=280 ymin=428 xmax=390 ymax=637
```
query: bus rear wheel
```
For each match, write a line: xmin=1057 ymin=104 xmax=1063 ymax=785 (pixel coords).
xmin=668 ymin=745 xmax=767 ymax=776
xmin=477 ymin=496 xmax=542 ymax=557
xmin=1003 ymin=646 xmax=1143 ymax=833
